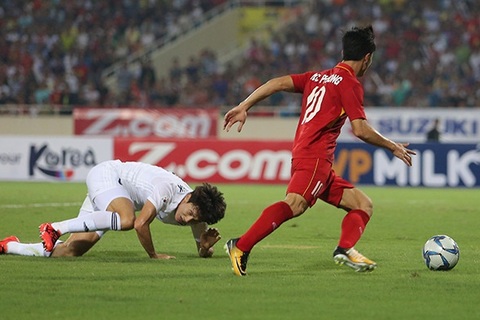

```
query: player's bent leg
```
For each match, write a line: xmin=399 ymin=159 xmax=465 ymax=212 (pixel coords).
xmin=51 ymin=232 xmax=101 ymax=257
xmin=105 ymin=197 xmax=136 ymax=230
xmin=283 ymin=193 xmax=309 ymax=217
xmin=338 ymin=187 xmax=373 ymax=216
xmin=334 ymin=187 xmax=376 ymax=272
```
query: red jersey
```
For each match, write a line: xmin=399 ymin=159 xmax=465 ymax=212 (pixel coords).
xmin=290 ymin=63 xmax=366 ymax=163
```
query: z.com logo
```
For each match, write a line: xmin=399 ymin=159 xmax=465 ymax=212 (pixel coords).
xmin=29 ymin=144 xmax=97 ymax=180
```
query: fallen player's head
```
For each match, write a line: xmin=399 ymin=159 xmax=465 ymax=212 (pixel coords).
xmin=189 ymin=183 xmax=226 ymax=225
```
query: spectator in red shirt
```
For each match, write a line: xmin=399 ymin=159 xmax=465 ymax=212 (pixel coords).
xmin=223 ymin=25 xmax=416 ymax=276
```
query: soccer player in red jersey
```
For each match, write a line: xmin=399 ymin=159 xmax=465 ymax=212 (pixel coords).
xmin=223 ymin=25 xmax=416 ymax=275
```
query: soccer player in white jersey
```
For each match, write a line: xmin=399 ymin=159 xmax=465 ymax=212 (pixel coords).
xmin=0 ymin=160 xmax=226 ymax=259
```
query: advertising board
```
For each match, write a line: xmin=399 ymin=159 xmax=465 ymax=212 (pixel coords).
xmin=114 ymin=138 xmax=480 ymax=187
xmin=0 ymin=136 xmax=112 ymax=181
xmin=74 ymin=108 xmax=218 ymax=138
xmin=338 ymin=108 xmax=480 ymax=143
xmin=1 ymin=136 xmax=478 ymax=187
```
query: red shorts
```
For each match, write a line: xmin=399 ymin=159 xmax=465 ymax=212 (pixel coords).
xmin=287 ymin=158 xmax=354 ymax=207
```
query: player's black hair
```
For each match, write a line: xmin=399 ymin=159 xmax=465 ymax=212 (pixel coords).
xmin=342 ymin=25 xmax=376 ymax=61
xmin=189 ymin=183 xmax=226 ymax=225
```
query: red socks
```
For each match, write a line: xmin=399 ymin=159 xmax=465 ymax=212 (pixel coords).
xmin=237 ymin=201 xmax=294 ymax=252
xmin=338 ymin=209 xmax=370 ymax=249
xmin=235 ymin=205 xmax=369 ymax=252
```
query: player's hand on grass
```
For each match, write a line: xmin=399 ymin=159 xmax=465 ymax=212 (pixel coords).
xmin=151 ymin=253 xmax=176 ymax=259
xmin=198 ymin=228 xmax=221 ymax=258
xmin=200 ymin=228 xmax=221 ymax=248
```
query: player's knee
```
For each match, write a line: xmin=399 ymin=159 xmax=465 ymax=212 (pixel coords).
xmin=360 ymin=197 xmax=373 ymax=216
xmin=63 ymin=246 xmax=82 ymax=257
xmin=120 ymin=215 xmax=135 ymax=230
xmin=351 ymin=188 xmax=373 ymax=216
xmin=284 ymin=193 xmax=308 ymax=216
xmin=52 ymin=242 xmax=84 ymax=257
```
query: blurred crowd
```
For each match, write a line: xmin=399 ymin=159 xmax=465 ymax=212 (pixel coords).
xmin=169 ymin=0 xmax=480 ymax=109
xmin=0 ymin=0 xmax=226 ymax=109
xmin=1 ymin=0 xmax=479 ymax=112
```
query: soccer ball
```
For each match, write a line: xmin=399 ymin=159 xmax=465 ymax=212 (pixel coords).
xmin=422 ymin=235 xmax=460 ymax=271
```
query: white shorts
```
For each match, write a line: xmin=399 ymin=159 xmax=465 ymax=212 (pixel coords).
xmin=85 ymin=160 xmax=131 ymax=211
xmin=79 ymin=160 xmax=132 ymax=237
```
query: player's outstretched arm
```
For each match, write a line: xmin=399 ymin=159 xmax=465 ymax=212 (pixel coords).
xmin=350 ymin=118 xmax=416 ymax=166
xmin=223 ymin=75 xmax=295 ymax=133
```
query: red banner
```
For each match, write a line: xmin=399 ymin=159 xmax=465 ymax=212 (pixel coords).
xmin=74 ymin=108 xmax=218 ymax=138
xmin=114 ymin=138 xmax=293 ymax=184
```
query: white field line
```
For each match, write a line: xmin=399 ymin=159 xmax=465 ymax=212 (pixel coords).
xmin=0 ymin=202 xmax=82 ymax=209
xmin=261 ymin=244 xmax=321 ymax=250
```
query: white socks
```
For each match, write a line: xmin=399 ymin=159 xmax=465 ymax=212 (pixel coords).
xmin=4 ymin=212 xmax=122 ymax=257
xmin=6 ymin=241 xmax=63 ymax=257
xmin=52 ymin=211 xmax=122 ymax=234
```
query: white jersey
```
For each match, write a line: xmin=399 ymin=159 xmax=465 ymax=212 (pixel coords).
xmin=86 ymin=160 xmax=192 ymax=226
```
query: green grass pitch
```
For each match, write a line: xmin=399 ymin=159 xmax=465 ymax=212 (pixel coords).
xmin=0 ymin=181 xmax=479 ymax=320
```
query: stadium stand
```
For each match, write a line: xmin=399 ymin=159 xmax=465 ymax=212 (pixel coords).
xmin=1 ymin=0 xmax=479 ymax=114
xmin=0 ymin=0 xmax=228 ymax=113
xmin=182 ymin=0 xmax=480 ymax=110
